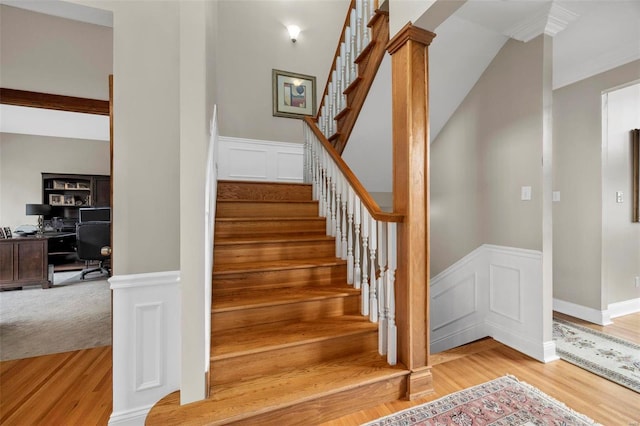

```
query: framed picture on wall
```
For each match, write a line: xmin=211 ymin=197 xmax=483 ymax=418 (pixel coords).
xmin=272 ymin=69 xmax=316 ymax=119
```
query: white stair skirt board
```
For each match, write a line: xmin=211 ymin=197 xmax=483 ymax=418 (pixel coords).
xmin=109 ymin=271 xmax=181 ymax=426
xmin=553 ymin=298 xmax=613 ymax=326
xmin=218 ymin=136 xmax=304 ymax=183
xmin=430 ymin=244 xmax=556 ymax=363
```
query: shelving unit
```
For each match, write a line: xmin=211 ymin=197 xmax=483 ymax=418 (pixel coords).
xmin=42 ymin=173 xmax=110 ymax=225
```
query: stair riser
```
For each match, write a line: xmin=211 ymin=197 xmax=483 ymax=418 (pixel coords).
xmin=211 ymin=295 xmax=360 ymax=332
xmin=213 ymin=265 xmax=347 ymax=293
xmin=211 ymin=331 xmax=378 ymax=386
xmin=226 ymin=376 xmax=406 ymax=426
xmin=218 ymin=181 xmax=312 ymax=201
xmin=214 ymin=218 xmax=326 ymax=237
xmin=214 ymin=240 xmax=335 ymax=264
xmin=216 ymin=201 xmax=318 ymax=218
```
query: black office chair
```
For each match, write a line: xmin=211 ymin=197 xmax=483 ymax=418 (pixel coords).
xmin=76 ymin=221 xmax=111 ymax=279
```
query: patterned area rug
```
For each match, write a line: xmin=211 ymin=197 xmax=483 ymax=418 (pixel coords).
xmin=363 ymin=375 xmax=597 ymax=425
xmin=553 ymin=318 xmax=640 ymax=393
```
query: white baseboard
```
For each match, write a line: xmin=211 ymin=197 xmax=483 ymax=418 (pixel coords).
xmin=431 ymin=323 xmax=486 ymax=354
xmin=553 ymin=298 xmax=613 ymax=325
xmin=608 ymin=297 xmax=640 ymax=319
xmin=108 ymin=405 xmax=153 ymax=426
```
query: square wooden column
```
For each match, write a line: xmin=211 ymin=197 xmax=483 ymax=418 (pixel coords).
xmin=387 ymin=23 xmax=435 ymax=400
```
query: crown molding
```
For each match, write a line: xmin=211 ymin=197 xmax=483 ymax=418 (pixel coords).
xmin=505 ymin=2 xmax=578 ymax=42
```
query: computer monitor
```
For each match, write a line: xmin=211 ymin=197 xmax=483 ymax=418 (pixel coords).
xmin=79 ymin=207 xmax=111 ymax=222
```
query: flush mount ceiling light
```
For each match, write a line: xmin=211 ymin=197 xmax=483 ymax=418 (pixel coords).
xmin=287 ymin=25 xmax=301 ymax=43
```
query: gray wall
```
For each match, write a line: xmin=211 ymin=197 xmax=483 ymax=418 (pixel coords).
xmin=430 ymin=37 xmax=547 ymax=276
xmin=553 ymin=60 xmax=640 ymax=310
xmin=215 ymin=0 xmax=348 ymax=143
xmin=0 ymin=133 xmax=110 ymax=229
xmin=0 ymin=4 xmax=112 ymax=99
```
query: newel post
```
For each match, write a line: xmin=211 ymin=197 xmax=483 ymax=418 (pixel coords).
xmin=387 ymin=23 xmax=435 ymax=400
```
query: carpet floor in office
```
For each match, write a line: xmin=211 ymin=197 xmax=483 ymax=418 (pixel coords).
xmin=0 ymin=271 xmax=111 ymax=361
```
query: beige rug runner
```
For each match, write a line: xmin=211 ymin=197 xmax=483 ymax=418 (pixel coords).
xmin=0 ymin=273 xmax=111 ymax=361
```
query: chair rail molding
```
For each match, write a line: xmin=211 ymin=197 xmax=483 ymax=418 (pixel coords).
xmin=218 ymin=136 xmax=304 ymax=183
xmin=109 ymin=270 xmax=180 ymax=426
xmin=430 ymin=244 xmax=557 ymax=363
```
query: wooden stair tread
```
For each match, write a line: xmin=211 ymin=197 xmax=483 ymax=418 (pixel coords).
xmin=147 ymin=350 xmax=407 ymax=426
xmin=214 ymin=234 xmax=334 ymax=245
xmin=212 ymin=287 xmax=359 ymax=312
xmin=211 ymin=316 xmax=376 ymax=359
xmin=213 ymin=257 xmax=346 ymax=275
xmin=215 ymin=216 xmax=325 ymax=222
xmin=217 ymin=199 xmax=318 ymax=204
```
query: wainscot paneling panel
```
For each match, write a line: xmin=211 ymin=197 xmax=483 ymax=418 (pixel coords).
xmin=109 ymin=271 xmax=180 ymax=426
xmin=430 ymin=245 xmax=555 ymax=362
xmin=218 ymin=136 xmax=303 ymax=182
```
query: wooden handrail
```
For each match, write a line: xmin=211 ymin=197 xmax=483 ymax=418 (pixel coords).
xmin=0 ymin=88 xmax=109 ymax=115
xmin=304 ymin=116 xmax=403 ymax=223
xmin=316 ymin=0 xmax=355 ymax=121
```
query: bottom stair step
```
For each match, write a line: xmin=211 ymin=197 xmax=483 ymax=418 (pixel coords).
xmin=146 ymin=350 xmax=408 ymax=426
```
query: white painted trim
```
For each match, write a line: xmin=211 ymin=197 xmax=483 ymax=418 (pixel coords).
xmin=552 ymin=298 xmax=613 ymax=326
xmin=430 ymin=244 xmax=551 ymax=362
xmin=109 ymin=270 xmax=180 ymax=290
xmin=109 ymin=271 xmax=181 ymax=426
xmin=108 ymin=405 xmax=154 ymax=426
xmin=218 ymin=136 xmax=303 ymax=183
xmin=608 ymin=297 xmax=640 ymax=319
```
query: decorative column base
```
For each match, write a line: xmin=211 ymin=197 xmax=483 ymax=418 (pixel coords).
xmin=407 ymin=366 xmax=434 ymax=400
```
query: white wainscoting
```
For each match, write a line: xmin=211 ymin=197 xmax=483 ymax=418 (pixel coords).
xmin=109 ymin=271 xmax=180 ymax=426
xmin=430 ymin=244 xmax=556 ymax=362
xmin=218 ymin=136 xmax=303 ymax=182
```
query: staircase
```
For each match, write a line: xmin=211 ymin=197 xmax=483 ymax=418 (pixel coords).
xmin=147 ymin=180 xmax=408 ymax=425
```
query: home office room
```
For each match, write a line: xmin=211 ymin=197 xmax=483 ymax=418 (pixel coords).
xmin=0 ymin=3 xmax=113 ymax=361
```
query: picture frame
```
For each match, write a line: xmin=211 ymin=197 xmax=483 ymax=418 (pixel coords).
xmin=49 ymin=194 xmax=64 ymax=205
xmin=4 ymin=227 xmax=12 ymax=238
xmin=0 ymin=228 xmax=5 ymax=239
xmin=64 ymin=195 xmax=75 ymax=206
xmin=272 ymin=69 xmax=316 ymax=119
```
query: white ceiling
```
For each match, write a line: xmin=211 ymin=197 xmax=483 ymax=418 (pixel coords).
xmin=427 ymin=0 xmax=640 ymax=139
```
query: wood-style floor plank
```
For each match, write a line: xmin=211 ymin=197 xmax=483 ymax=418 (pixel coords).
xmin=0 ymin=346 xmax=112 ymax=426
xmin=1 ymin=313 xmax=637 ymax=425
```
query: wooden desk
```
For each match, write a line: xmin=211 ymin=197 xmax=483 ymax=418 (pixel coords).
xmin=0 ymin=237 xmax=51 ymax=289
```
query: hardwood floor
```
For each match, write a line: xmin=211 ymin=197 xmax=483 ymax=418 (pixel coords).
xmin=1 ymin=313 xmax=638 ymax=425
xmin=0 ymin=346 xmax=112 ymax=425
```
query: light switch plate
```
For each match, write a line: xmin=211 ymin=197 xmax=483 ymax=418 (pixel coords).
xmin=553 ymin=191 xmax=561 ymax=202
xmin=616 ymin=191 xmax=623 ymax=203
xmin=521 ymin=186 xmax=532 ymax=201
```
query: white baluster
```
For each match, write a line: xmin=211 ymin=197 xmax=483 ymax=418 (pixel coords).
xmin=369 ymin=215 xmax=377 ymax=322
xmin=350 ymin=10 xmax=358 ymax=81
xmin=330 ymin=164 xmax=337 ymax=237
xmin=356 ymin=1 xmax=363 ymax=56
xmin=362 ymin=0 xmax=370 ymax=47
xmin=360 ymin=205 xmax=369 ymax=316
xmin=386 ymin=222 xmax=397 ymax=366
xmin=377 ymin=221 xmax=387 ymax=355
xmin=340 ymin=176 xmax=348 ymax=260
xmin=345 ymin=26 xmax=352 ymax=87
xmin=334 ymin=170 xmax=341 ymax=254
xmin=353 ymin=198 xmax=361 ymax=290
xmin=347 ymin=187 xmax=355 ymax=285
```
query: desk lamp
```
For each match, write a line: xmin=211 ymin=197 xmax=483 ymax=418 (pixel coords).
xmin=26 ymin=204 xmax=51 ymax=235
